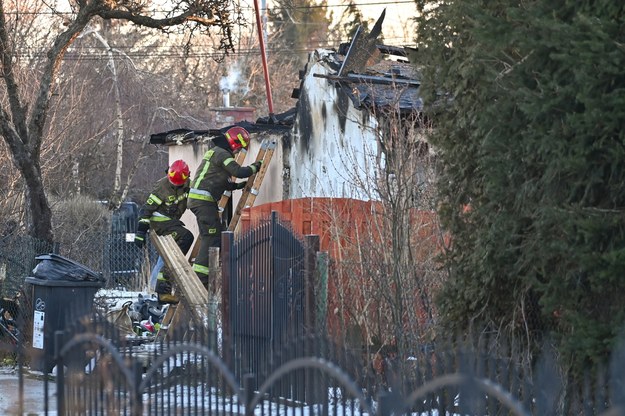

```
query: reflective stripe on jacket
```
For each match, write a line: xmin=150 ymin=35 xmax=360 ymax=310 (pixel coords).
xmin=138 ymin=176 xmax=189 ymax=225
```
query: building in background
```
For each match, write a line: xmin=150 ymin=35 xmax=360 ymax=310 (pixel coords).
xmin=150 ymin=11 xmax=427 ymax=242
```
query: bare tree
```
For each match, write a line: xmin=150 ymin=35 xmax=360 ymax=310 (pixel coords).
xmin=313 ymin=88 xmax=445 ymax=391
xmin=0 ymin=0 xmax=237 ymax=243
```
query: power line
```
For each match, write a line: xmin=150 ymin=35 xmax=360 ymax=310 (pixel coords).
xmin=15 ymin=35 xmax=416 ymax=57
xmin=1 ymin=1 xmax=416 ymax=15
xmin=15 ymin=43 xmax=416 ymax=61
xmin=16 ymin=33 xmax=415 ymax=53
xmin=244 ymin=1 xmax=416 ymax=11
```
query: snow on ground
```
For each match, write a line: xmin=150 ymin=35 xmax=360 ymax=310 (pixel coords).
xmin=2 ymin=289 xmax=452 ymax=416
xmin=95 ymin=287 xmax=153 ymax=310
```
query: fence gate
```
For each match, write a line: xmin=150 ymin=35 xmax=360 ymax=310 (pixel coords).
xmin=222 ymin=211 xmax=320 ymax=395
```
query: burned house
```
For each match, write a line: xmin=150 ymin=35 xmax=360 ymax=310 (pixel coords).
xmin=151 ymin=11 xmax=431 ymax=239
xmin=149 ymin=12 xmax=440 ymax=354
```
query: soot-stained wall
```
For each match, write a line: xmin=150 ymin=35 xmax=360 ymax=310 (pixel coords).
xmin=165 ymin=48 xmax=391 ymax=242
xmin=289 ymin=49 xmax=381 ymax=200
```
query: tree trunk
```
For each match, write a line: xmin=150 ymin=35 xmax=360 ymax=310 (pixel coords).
xmin=88 ymin=30 xmax=125 ymax=210
xmin=22 ymin=161 xmax=54 ymax=243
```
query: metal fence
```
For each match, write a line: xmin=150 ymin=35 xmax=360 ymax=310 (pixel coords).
xmin=0 ymin=234 xmax=56 ymax=297
xmin=3 ymin=223 xmax=625 ymax=415
xmin=6 ymin=313 xmax=625 ymax=416
xmin=221 ymin=212 xmax=320 ymax=393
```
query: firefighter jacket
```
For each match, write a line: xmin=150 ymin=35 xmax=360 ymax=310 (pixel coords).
xmin=188 ymin=144 xmax=257 ymax=204
xmin=137 ymin=176 xmax=190 ymax=232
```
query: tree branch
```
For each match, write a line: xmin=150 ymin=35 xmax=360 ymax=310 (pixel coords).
xmin=0 ymin=0 xmax=28 ymax=141
xmin=98 ymin=9 xmax=221 ymax=28
xmin=28 ymin=4 xmax=95 ymax=159
xmin=0 ymin=107 xmax=29 ymax=168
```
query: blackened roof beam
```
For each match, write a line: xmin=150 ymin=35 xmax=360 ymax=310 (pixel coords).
xmin=313 ymin=72 xmax=421 ymax=87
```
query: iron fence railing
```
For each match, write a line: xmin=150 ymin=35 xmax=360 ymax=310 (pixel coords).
xmin=3 ymin=226 xmax=625 ymax=415
xmin=6 ymin=314 xmax=625 ymax=416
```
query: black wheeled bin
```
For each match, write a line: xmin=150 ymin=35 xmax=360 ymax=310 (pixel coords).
xmin=26 ymin=254 xmax=104 ymax=373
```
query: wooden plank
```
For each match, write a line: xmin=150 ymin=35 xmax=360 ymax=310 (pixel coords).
xmin=228 ymin=142 xmax=269 ymax=231
xmin=150 ymin=233 xmax=208 ymax=328
xmin=155 ymin=303 xmax=177 ymax=340
xmin=228 ymin=138 xmax=277 ymax=233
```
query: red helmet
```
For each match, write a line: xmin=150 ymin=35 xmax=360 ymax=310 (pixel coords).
xmin=167 ymin=160 xmax=190 ymax=186
xmin=225 ymin=126 xmax=251 ymax=152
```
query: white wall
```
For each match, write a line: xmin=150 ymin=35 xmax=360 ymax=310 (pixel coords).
xmin=168 ymin=142 xmax=205 ymax=240
xmin=288 ymin=49 xmax=381 ymax=200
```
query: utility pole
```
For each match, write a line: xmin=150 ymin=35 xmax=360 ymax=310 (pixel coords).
xmin=262 ymin=0 xmax=269 ymax=57
xmin=253 ymin=0 xmax=274 ymax=117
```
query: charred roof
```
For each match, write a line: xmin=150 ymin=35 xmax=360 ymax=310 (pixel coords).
xmin=151 ymin=9 xmax=421 ymax=146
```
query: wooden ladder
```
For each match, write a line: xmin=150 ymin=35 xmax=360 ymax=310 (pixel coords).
xmin=228 ymin=137 xmax=277 ymax=233
xmin=150 ymin=233 xmax=209 ymax=341
xmin=219 ymin=148 xmax=248 ymax=214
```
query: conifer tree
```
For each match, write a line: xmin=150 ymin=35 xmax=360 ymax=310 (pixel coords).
xmin=416 ymin=0 xmax=625 ymax=374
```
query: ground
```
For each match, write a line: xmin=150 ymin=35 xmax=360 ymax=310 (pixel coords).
xmin=0 ymin=366 xmax=57 ymax=415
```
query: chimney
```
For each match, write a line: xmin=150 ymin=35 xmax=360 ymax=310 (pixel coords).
xmin=211 ymin=91 xmax=255 ymax=126
xmin=211 ymin=71 xmax=255 ymax=126
xmin=222 ymin=89 xmax=230 ymax=107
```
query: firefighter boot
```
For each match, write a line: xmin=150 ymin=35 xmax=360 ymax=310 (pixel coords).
xmin=157 ymin=293 xmax=179 ymax=304
xmin=155 ymin=276 xmax=179 ymax=304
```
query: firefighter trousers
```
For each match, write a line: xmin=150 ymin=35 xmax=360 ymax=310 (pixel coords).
xmin=189 ymin=201 xmax=221 ymax=286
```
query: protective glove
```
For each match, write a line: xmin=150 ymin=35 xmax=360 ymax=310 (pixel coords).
xmin=235 ymin=181 xmax=247 ymax=190
xmin=251 ymin=160 xmax=263 ymax=173
xmin=134 ymin=231 xmax=147 ymax=248
xmin=134 ymin=222 xmax=149 ymax=248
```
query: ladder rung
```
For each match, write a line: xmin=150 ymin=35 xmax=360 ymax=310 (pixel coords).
xmin=228 ymin=137 xmax=276 ymax=232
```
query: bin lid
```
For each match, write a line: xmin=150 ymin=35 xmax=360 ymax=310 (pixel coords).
xmin=25 ymin=276 xmax=104 ymax=287
xmin=31 ymin=253 xmax=104 ymax=283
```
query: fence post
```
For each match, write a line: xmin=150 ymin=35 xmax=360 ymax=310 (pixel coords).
xmin=16 ymin=322 xmax=24 ymax=416
xmin=131 ymin=361 xmax=143 ymax=416
xmin=303 ymin=234 xmax=321 ymax=404
xmin=304 ymin=234 xmax=320 ymax=334
xmin=54 ymin=330 xmax=65 ymax=415
xmin=207 ymin=247 xmax=220 ymax=345
xmin=316 ymin=252 xmax=329 ymax=332
xmin=243 ymin=373 xmax=256 ymax=416
xmin=377 ymin=392 xmax=393 ymax=416
xmin=221 ymin=231 xmax=234 ymax=368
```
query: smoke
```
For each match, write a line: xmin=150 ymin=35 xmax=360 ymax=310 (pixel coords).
xmin=220 ymin=66 xmax=242 ymax=92
xmin=218 ymin=62 xmax=251 ymax=107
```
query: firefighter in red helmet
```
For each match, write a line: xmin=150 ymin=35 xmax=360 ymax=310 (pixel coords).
xmin=135 ymin=159 xmax=193 ymax=304
xmin=188 ymin=126 xmax=262 ymax=289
